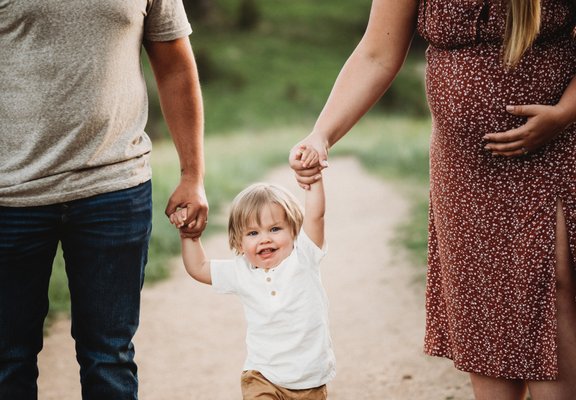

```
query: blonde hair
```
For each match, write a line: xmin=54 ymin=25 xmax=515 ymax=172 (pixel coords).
xmin=503 ymin=0 xmax=541 ymax=67
xmin=228 ymin=183 xmax=304 ymax=254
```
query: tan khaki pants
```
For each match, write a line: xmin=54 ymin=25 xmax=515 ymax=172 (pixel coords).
xmin=241 ymin=370 xmax=328 ymax=400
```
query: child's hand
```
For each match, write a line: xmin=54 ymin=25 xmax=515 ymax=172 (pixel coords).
xmin=298 ymin=144 xmax=328 ymax=169
xmin=169 ymin=208 xmax=188 ymax=228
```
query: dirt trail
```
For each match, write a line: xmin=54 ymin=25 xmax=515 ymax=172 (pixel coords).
xmin=38 ymin=157 xmax=472 ymax=399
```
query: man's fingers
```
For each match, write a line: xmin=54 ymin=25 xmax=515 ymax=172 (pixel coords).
xmin=165 ymin=200 xmax=178 ymax=217
xmin=179 ymin=230 xmax=202 ymax=240
xmin=180 ymin=203 xmax=208 ymax=232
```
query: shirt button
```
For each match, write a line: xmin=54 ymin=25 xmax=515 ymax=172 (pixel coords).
xmin=266 ymin=277 xmax=271 ymax=282
xmin=271 ymin=291 xmax=276 ymax=296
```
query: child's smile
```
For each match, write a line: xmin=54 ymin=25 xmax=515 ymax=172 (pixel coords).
xmin=258 ymin=247 xmax=276 ymax=257
xmin=240 ymin=203 xmax=295 ymax=269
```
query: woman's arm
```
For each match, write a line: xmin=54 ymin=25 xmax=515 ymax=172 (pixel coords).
xmin=290 ymin=0 xmax=419 ymax=186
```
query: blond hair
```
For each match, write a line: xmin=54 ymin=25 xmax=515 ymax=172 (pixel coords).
xmin=228 ymin=183 xmax=304 ymax=254
xmin=503 ymin=0 xmax=541 ymax=66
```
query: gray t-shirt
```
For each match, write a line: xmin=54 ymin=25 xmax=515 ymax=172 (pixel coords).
xmin=0 ymin=0 xmax=192 ymax=206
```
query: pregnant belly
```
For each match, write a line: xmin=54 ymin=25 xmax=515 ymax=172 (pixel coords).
xmin=425 ymin=39 xmax=576 ymax=139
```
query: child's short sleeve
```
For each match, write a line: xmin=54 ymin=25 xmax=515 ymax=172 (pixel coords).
xmin=144 ymin=0 xmax=192 ymax=42
xmin=296 ymin=229 xmax=327 ymax=270
xmin=210 ymin=259 xmax=240 ymax=294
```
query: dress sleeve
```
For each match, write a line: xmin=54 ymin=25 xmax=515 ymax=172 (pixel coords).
xmin=144 ymin=0 xmax=192 ymax=42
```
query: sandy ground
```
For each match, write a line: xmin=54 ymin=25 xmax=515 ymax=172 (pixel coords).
xmin=37 ymin=157 xmax=473 ymax=399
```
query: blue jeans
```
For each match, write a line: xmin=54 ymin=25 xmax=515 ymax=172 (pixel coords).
xmin=0 ymin=181 xmax=152 ymax=400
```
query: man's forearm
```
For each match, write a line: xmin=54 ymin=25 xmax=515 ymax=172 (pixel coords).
xmin=146 ymin=38 xmax=205 ymax=179
xmin=157 ymin=68 xmax=205 ymax=179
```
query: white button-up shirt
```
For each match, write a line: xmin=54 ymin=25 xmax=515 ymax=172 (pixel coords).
xmin=211 ymin=230 xmax=336 ymax=390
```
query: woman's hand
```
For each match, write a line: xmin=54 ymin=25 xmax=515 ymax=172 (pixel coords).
xmin=483 ymin=104 xmax=572 ymax=157
xmin=289 ymin=134 xmax=330 ymax=190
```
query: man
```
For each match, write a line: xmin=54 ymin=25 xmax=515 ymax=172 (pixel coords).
xmin=0 ymin=1 xmax=207 ymax=399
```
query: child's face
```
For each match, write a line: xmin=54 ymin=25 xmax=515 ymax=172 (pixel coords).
xmin=239 ymin=203 xmax=295 ymax=269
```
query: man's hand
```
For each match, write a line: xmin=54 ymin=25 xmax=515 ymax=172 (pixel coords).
xmin=165 ymin=177 xmax=208 ymax=239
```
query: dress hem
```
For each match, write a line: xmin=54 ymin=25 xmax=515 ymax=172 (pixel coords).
xmin=423 ymin=348 xmax=559 ymax=381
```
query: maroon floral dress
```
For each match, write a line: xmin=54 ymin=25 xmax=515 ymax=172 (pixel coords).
xmin=418 ymin=0 xmax=576 ymax=379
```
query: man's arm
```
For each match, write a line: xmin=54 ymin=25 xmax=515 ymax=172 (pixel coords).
xmin=145 ymin=37 xmax=208 ymax=239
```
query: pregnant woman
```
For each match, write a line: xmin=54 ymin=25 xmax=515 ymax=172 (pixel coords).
xmin=289 ymin=1 xmax=576 ymax=399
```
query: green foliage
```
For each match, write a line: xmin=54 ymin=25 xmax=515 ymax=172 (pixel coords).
xmin=378 ymin=57 xmax=429 ymax=117
xmin=47 ymin=248 xmax=69 ymax=320
xmin=236 ymin=0 xmax=261 ymax=31
xmin=395 ymin=194 xmax=430 ymax=275
xmin=332 ymin=115 xmax=430 ymax=182
xmin=144 ymin=0 xmax=428 ymax=139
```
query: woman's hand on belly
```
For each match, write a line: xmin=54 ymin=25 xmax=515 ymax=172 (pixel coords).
xmin=482 ymin=104 xmax=572 ymax=157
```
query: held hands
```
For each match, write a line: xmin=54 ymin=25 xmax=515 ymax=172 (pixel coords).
xmin=289 ymin=136 xmax=330 ymax=190
xmin=169 ymin=206 xmax=204 ymax=240
xmin=165 ymin=177 xmax=209 ymax=239
xmin=483 ymin=104 xmax=572 ymax=157
xmin=169 ymin=207 xmax=196 ymax=238
xmin=299 ymin=144 xmax=321 ymax=168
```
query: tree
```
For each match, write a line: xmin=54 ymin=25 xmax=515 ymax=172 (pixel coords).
xmin=183 ymin=0 xmax=216 ymax=23
xmin=237 ymin=0 xmax=260 ymax=31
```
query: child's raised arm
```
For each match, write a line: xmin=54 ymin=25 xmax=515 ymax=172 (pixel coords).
xmin=298 ymin=145 xmax=326 ymax=248
xmin=170 ymin=208 xmax=212 ymax=284
xmin=181 ymin=237 xmax=212 ymax=284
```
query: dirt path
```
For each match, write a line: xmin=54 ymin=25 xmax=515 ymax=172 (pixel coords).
xmin=38 ymin=157 xmax=472 ymax=399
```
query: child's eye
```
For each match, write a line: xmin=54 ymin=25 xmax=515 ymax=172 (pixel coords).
xmin=246 ymin=231 xmax=258 ymax=236
xmin=270 ymin=226 xmax=281 ymax=232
